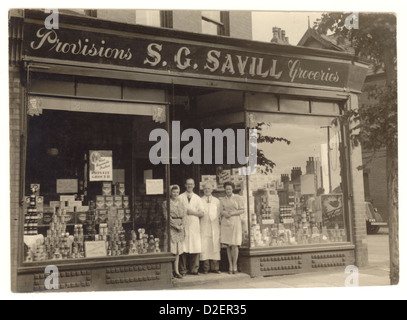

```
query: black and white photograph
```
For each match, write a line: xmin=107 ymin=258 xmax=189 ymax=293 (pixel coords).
xmin=4 ymin=1 xmax=406 ymax=301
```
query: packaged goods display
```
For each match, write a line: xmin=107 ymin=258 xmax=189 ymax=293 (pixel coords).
xmin=248 ymin=158 xmax=347 ymax=248
xmin=24 ymin=191 xmax=39 ymax=236
xmin=199 ymin=168 xmax=246 ymax=191
xmin=24 ymin=182 xmax=163 ymax=263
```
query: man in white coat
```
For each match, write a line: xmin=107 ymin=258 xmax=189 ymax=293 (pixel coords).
xmin=200 ymin=182 xmax=221 ymax=274
xmin=179 ymin=178 xmax=204 ymax=276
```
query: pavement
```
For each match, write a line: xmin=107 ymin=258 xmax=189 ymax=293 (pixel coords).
xmin=171 ymin=228 xmax=391 ymax=290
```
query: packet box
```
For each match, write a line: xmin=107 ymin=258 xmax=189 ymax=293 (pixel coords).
xmin=60 ymin=195 xmax=76 ymax=203
xmin=102 ymin=182 xmax=112 ymax=196
xmin=96 ymin=196 xmax=105 ymax=209
xmin=30 ymin=184 xmax=40 ymax=196
xmin=97 ymin=209 xmax=108 ymax=223
xmin=105 ymin=196 xmax=114 ymax=208
xmin=124 ymin=209 xmax=132 ymax=222
xmin=117 ymin=209 xmax=125 ymax=221
xmin=201 ymin=175 xmax=211 ymax=182
xmin=115 ymin=183 xmax=125 ymax=196
xmin=62 ymin=212 xmax=75 ymax=224
xmin=122 ymin=196 xmax=129 ymax=209
xmin=69 ymin=201 xmax=83 ymax=208
xmin=76 ymin=206 xmax=89 ymax=213
xmin=114 ymin=196 xmax=123 ymax=208
xmin=76 ymin=212 xmax=88 ymax=224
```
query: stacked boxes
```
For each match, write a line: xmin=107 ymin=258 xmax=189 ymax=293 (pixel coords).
xmin=43 ymin=207 xmax=72 ymax=260
xmin=200 ymin=175 xmax=218 ymax=191
xmin=108 ymin=218 xmax=126 ymax=256
xmin=95 ymin=183 xmax=131 ymax=224
xmin=72 ymin=225 xmax=85 ymax=259
xmin=33 ymin=239 xmax=47 ymax=262
xmin=24 ymin=193 xmax=38 ymax=236
xmin=85 ymin=201 xmax=97 ymax=242
xmin=279 ymin=206 xmax=294 ymax=224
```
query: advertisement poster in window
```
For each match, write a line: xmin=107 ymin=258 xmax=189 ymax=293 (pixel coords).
xmin=89 ymin=150 xmax=113 ymax=182
xmin=321 ymin=194 xmax=345 ymax=229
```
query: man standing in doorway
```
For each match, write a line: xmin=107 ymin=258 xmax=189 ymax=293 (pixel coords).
xmin=200 ymin=182 xmax=221 ymax=274
xmin=179 ymin=178 xmax=204 ymax=276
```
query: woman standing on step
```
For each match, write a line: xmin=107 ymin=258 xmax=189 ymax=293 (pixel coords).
xmin=163 ymin=185 xmax=186 ymax=279
xmin=220 ymin=182 xmax=245 ymax=275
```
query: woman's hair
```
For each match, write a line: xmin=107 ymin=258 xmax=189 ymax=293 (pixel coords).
xmin=170 ymin=185 xmax=180 ymax=193
xmin=224 ymin=181 xmax=235 ymax=190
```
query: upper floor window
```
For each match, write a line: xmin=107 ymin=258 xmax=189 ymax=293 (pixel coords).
xmin=202 ymin=11 xmax=229 ymax=36
xmin=136 ymin=10 xmax=161 ymax=27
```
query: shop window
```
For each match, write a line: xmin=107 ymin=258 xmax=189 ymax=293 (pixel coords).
xmin=23 ymin=103 xmax=169 ymax=263
xmin=202 ymin=11 xmax=228 ymax=36
xmin=248 ymin=112 xmax=348 ymax=248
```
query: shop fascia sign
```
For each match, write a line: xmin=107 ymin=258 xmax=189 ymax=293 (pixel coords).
xmin=25 ymin=23 xmax=349 ymax=88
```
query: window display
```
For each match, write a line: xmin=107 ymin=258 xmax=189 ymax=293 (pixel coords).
xmin=23 ymin=109 xmax=168 ymax=263
xmin=248 ymin=111 xmax=348 ymax=248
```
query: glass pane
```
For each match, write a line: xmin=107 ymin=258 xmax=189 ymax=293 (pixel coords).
xmin=202 ymin=20 xmax=219 ymax=36
xmin=136 ymin=10 xmax=161 ymax=27
xmin=248 ymin=112 xmax=348 ymax=248
xmin=280 ymin=98 xmax=310 ymax=113
xmin=312 ymin=101 xmax=341 ymax=115
xmin=202 ymin=11 xmax=221 ymax=23
xmin=24 ymin=108 xmax=168 ymax=263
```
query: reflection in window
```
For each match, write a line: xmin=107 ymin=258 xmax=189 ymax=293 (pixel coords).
xmin=248 ymin=112 xmax=347 ymax=248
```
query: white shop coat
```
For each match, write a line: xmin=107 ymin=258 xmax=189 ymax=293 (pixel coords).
xmin=179 ymin=192 xmax=204 ymax=254
xmin=200 ymin=195 xmax=221 ymax=261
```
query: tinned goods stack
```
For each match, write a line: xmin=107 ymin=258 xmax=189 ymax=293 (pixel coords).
xmin=25 ymin=193 xmax=39 ymax=236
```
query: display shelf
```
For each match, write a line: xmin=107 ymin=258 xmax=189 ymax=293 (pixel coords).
xmin=37 ymin=221 xmax=133 ymax=228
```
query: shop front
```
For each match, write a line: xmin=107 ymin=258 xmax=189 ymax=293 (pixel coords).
xmin=10 ymin=10 xmax=369 ymax=292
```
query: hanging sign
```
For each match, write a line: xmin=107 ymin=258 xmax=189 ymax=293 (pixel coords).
xmin=89 ymin=150 xmax=113 ymax=182
xmin=23 ymin=20 xmax=366 ymax=90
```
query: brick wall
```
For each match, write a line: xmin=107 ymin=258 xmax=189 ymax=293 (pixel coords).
xmin=350 ymin=94 xmax=369 ymax=267
xmin=229 ymin=11 xmax=253 ymax=40
xmin=9 ymin=65 xmax=23 ymax=293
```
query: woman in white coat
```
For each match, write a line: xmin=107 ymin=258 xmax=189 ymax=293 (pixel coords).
xmin=200 ymin=182 xmax=221 ymax=274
